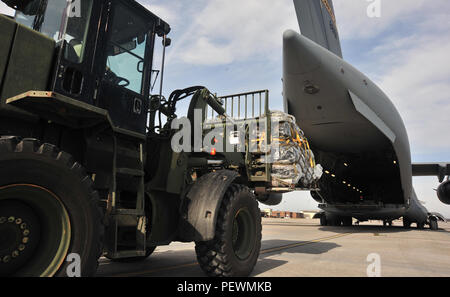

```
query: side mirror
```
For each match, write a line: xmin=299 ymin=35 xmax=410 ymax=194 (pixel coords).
xmin=163 ymin=38 xmax=172 ymax=47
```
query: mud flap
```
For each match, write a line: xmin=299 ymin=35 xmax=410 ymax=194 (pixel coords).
xmin=179 ymin=170 xmax=238 ymax=242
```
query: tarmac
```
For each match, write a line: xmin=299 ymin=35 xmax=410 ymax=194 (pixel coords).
xmin=96 ymin=218 xmax=450 ymax=277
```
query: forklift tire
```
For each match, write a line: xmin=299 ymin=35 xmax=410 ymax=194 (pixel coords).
xmin=106 ymin=246 xmax=156 ymax=262
xmin=0 ymin=137 xmax=103 ymax=276
xmin=195 ymin=184 xmax=261 ymax=277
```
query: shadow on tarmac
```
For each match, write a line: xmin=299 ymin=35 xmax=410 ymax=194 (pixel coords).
xmin=318 ymin=224 xmax=448 ymax=234
xmin=97 ymin=238 xmax=341 ymax=277
xmin=251 ymin=239 xmax=341 ymax=276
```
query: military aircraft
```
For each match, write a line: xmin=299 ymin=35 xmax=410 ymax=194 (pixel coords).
xmin=283 ymin=0 xmax=450 ymax=229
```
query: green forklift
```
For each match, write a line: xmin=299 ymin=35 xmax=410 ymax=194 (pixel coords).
xmin=0 ymin=0 xmax=320 ymax=277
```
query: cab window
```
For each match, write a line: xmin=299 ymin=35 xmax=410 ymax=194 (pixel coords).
xmin=104 ymin=2 xmax=149 ymax=95
xmin=15 ymin=0 xmax=93 ymax=64
xmin=64 ymin=0 xmax=93 ymax=63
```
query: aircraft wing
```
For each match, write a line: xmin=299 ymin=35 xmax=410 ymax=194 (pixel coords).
xmin=293 ymin=0 xmax=343 ymax=58
xmin=412 ymin=163 xmax=450 ymax=182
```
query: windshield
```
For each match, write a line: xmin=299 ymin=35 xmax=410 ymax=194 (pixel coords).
xmin=15 ymin=0 xmax=67 ymax=41
xmin=104 ymin=1 xmax=151 ymax=94
xmin=15 ymin=0 xmax=93 ymax=64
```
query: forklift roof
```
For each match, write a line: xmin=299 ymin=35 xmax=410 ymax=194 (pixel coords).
xmin=123 ymin=0 xmax=171 ymax=36
xmin=2 ymin=0 xmax=171 ymax=36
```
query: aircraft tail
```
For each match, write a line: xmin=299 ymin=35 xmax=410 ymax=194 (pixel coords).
xmin=293 ymin=0 xmax=343 ymax=58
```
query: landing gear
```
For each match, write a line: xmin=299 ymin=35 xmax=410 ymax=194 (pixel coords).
xmin=321 ymin=215 xmax=352 ymax=227
xmin=328 ymin=217 xmax=341 ymax=226
xmin=195 ymin=184 xmax=261 ymax=277
xmin=417 ymin=222 xmax=425 ymax=230
xmin=403 ymin=218 xmax=411 ymax=229
xmin=429 ymin=217 xmax=439 ymax=230
xmin=342 ymin=217 xmax=353 ymax=227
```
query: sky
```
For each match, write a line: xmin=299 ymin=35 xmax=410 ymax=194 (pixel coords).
xmin=1 ymin=0 xmax=449 ymax=217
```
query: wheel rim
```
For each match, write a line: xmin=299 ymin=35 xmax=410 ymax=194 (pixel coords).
xmin=0 ymin=184 xmax=71 ymax=276
xmin=232 ymin=207 xmax=256 ymax=260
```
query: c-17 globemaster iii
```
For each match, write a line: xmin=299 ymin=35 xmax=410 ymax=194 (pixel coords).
xmin=281 ymin=0 xmax=450 ymax=229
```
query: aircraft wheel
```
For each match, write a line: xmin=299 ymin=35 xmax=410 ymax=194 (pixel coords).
xmin=417 ymin=222 xmax=425 ymax=230
xmin=320 ymin=215 xmax=327 ymax=226
xmin=195 ymin=184 xmax=261 ymax=277
xmin=429 ymin=218 xmax=438 ymax=230
xmin=0 ymin=137 xmax=103 ymax=276
xmin=342 ymin=217 xmax=352 ymax=226
xmin=328 ymin=217 xmax=342 ymax=226
xmin=403 ymin=218 xmax=411 ymax=229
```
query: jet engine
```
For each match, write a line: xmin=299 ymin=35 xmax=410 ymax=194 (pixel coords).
xmin=257 ymin=193 xmax=283 ymax=206
xmin=437 ymin=180 xmax=450 ymax=205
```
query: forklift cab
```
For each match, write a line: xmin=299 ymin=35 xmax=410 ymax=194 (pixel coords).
xmin=14 ymin=0 xmax=170 ymax=134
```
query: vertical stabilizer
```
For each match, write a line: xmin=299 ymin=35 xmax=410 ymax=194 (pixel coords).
xmin=293 ymin=0 xmax=343 ymax=58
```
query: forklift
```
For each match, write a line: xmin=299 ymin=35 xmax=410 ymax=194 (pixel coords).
xmin=0 ymin=0 xmax=320 ymax=277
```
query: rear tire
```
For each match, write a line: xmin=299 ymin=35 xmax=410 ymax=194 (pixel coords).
xmin=0 ymin=137 xmax=103 ymax=276
xmin=195 ymin=184 xmax=261 ymax=277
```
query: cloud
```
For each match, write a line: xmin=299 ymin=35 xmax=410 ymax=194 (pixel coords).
xmin=142 ymin=2 xmax=178 ymax=26
xmin=168 ymin=0 xmax=298 ymax=66
xmin=354 ymin=19 xmax=450 ymax=154
xmin=333 ymin=0 xmax=428 ymax=39
xmin=378 ymin=38 xmax=450 ymax=153
xmin=0 ymin=2 xmax=14 ymax=16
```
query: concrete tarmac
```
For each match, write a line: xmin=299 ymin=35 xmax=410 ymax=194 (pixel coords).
xmin=96 ymin=218 xmax=450 ymax=277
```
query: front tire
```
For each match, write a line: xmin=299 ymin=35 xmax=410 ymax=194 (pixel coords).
xmin=0 ymin=137 xmax=103 ymax=276
xmin=195 ymin=184 xmax=261 ymax=277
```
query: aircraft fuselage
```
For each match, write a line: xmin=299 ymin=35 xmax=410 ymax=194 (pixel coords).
xmin=282 ymin=30 xmax=428 ymax=223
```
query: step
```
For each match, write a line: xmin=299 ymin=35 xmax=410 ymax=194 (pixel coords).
xmin=112 ymin=209 xmax=145 ymax=216
xmin=108 ymin=250 xmax=146 ymax=259
xmin=116 ymin=168 xmax=145 ymax=177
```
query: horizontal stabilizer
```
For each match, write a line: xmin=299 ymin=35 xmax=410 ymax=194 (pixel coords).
xmin=293 ymin=0 xmax=343 ymax=58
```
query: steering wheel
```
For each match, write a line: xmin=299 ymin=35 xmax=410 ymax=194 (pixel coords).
xmin=105 ymin=68 xmax=130 ymax=87
xmin=115 ymin=77 xmax=130 ymax=87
